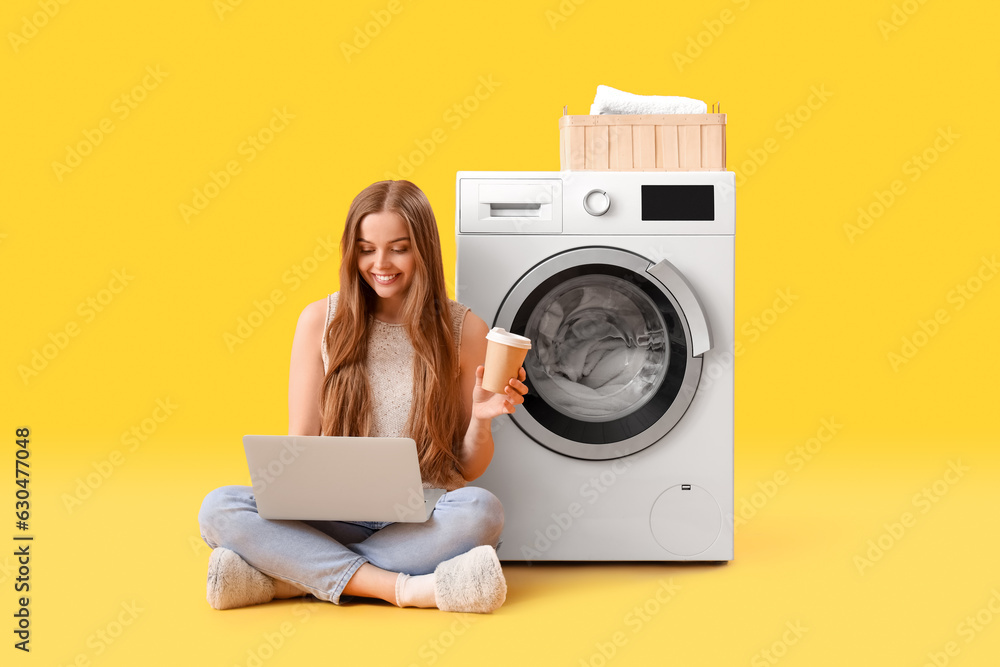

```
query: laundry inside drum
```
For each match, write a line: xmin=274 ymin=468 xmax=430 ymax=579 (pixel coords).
xmin=524 ymin=274 xmax=668 ymax=422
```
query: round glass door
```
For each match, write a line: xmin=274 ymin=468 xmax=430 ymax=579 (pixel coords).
xmin=495 ymin=247 xmax=708 ymax=460
xmin=525 ymin=273 xmax=668 ymax=423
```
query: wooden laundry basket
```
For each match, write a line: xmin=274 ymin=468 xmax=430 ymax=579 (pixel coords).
xmin=559 ymin=113 xmax=726 ymax=171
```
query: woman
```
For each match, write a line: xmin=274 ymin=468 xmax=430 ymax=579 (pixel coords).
xmin=198 ymin=180 xmax=527 ymax=613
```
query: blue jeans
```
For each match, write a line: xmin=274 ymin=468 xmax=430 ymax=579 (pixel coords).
xmin=198 ymin=485 xmax=504 ymax=604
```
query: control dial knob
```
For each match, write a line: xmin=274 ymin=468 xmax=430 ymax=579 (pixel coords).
xmin=583 ymin=189 xmax=610 ymax=216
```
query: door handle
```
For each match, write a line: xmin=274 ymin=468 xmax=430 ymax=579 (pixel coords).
xmin=646 ymin=259 xmax=713 ymax=357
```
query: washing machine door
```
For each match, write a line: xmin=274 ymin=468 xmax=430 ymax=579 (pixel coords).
xmin=494 ymin=246 xmax=712 ymax=460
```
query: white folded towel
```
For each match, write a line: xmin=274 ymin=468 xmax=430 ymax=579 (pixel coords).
xmin=590 ymin=85 xmax=707 ymax=115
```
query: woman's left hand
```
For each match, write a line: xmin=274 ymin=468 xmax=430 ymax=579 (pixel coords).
xmin=471 ymin=365 xmax=527 ymax=422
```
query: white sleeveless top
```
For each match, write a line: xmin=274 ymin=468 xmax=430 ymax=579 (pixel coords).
xmin=320 ymin=293 xmax=470 ymax=489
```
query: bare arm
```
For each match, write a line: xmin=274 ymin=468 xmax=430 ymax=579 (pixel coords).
xmin=288 ymin=297 xmax=329 ymax=436
xmin=456 ymin=312 xmax=527 ymax=481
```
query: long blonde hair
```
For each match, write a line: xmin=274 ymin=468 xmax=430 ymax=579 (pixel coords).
xmin=321 ymin=181 xmax=464 ymax=487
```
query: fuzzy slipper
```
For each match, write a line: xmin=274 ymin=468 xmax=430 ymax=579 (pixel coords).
xmin=206 ymin=548 xmax=275 ymax=610
xmin=434 ymin=545 xmax=507 ymax=613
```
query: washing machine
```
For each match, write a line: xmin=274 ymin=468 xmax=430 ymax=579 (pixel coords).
xmin=455 ymin=170 xmax=734 ymax=562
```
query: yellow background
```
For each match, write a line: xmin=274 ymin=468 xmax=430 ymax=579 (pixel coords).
xmin=2 ymin=0 xmax=998 ymax=665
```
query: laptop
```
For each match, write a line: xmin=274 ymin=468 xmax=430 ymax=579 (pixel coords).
xmin=242 ymin=435 xmax=446 ymax=522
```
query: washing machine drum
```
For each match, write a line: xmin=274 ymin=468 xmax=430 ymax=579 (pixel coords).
xmin=495 ymin=247 xmax=711 ymax=460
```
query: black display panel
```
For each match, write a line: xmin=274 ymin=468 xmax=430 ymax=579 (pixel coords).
xmin=641 ymin=185 xmax=715 ymax=221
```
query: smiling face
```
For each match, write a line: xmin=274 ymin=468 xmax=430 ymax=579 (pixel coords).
xmin=356 ymin=210 xmax=416 ymax=321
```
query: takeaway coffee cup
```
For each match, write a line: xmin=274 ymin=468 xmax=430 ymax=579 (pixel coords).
xmin=482 ymin=328 xmax=532 ymax=394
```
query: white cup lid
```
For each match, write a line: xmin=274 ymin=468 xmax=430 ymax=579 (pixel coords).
xmin=486 ymin=327 xmax=532 ymax=349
